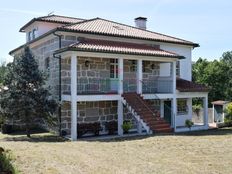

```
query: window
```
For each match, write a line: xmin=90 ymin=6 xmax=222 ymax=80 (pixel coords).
xmin=28 ymin=31 xmax=32 ymax=42
xmin=45 ymin=57 xmax=50 ymax=71
xmin=129 ymin=60 xmax=136 ymax=72
xmin=176 ymin=61 xmax=180 ymax=77
xmin=32 ymin=28 xmax=37 ymax=39
xmin=110 ymin=59 xmax=118 ymax=78
xmin=177 ymin=99 xmax=188 ymax=114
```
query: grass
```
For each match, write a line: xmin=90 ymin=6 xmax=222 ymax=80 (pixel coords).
xmin=0 ymin=128 xmax=232 ymax=174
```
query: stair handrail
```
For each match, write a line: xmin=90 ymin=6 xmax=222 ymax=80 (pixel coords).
xmin=140 ymin=80 xmax=176 ymax=127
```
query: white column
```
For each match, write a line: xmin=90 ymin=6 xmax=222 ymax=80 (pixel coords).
xmin=188 ymin=98 xmax=192 ymax=118
xmin=203 ymin=96 xmax=209 ymax=128
xmin=117 ymin=100 xmax=123 ymax=135
xmin=118 ymin=58 xmax=124 ymax=95
xmin=172 ymin=98 xmax=177 ymax=130
xmin=172 ymin=62 xmax=177 ymax=131
xmin=212 ymin=104 xmax=215 ymax=123
xmin=71 ymin=54 xmax=77 ymax=141
xmin=160 ymin=100 xmax=164 ymax=118
xmin=172 ymin=61 xmax=176 ymax=94
xmin=137 ymin=59 xmax=143 ymax=94
xmin=118 ymin=57 xmax=124 ymax=136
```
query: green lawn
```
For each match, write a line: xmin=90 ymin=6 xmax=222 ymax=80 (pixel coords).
xmin=0 ymin=128 xmax=232 ymax=174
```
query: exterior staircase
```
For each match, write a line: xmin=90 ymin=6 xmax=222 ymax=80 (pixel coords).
xmin=122 ymin=93 xmax=173 ymax=134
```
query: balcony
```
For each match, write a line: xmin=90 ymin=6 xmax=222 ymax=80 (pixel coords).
xmin=62 ymin=78 xmax=173 ymax=95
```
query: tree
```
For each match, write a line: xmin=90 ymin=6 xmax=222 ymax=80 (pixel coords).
xmin=192 ymin=53 xmax=232 ymax=106
xmin=220 ymin=51 xmax=232 ymax=65
xmin=224 ymin=102 xmax=232 ymax=125
xmin=0 ymin=62 xmax=7 ymax=86
xmin=0 ymin=47 xmax=58 ymax=137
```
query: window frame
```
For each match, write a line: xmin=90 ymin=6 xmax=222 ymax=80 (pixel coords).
xmin=110 ymin=59 xmax=118 ymax=79
xmin=177 ymin=99 xmax=188 ymax=115
xmin=32 ymin=28 xmax=37 ymax=39
xmin=45 ymin=57 xmax=50 ymax=72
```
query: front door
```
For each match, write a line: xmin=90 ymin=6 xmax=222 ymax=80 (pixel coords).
xmin=164 ymin=100 xmax=172 ymax=124
xmin=110 ymin=59 xmax=118 ymax=92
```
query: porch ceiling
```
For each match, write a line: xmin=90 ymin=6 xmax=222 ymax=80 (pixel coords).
xmin=54 ymin=38 xmax=185 ymax=59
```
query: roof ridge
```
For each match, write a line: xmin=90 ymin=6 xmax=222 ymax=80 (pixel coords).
xmin=95 ymin=17 xmax=195 ymax=44
xmin=60 ymin=17 xmax=100 ymax=28
xmin=39 ymin=14 xmax=86 ymax=21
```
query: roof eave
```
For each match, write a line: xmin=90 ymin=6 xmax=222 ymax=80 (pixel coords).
xmin=54 ymin=47 xmax=184 ymax=59
xmin=57 ymin=28 xmax=199 ymax=48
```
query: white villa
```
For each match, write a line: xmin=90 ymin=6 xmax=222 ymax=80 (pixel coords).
xmin=10 ymin=15 xmax=209 ymax=140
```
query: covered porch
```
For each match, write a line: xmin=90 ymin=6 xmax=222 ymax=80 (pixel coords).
xmin=55 ymin=38 xmax=183 ymax=140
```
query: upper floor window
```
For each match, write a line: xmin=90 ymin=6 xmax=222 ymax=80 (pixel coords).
xmin=28 ymin=31 xmax=32 ymax=42
xmin=110 ymin=59 xmax=118 ymax=78
xmin=32 ymin=29 xmax=37 ymax=39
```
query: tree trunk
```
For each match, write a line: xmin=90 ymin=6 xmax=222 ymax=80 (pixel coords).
xmin=25 ymin=111 xmax=31 ymax=138
xmin=26 ymin=125 xmax=30 ymax=138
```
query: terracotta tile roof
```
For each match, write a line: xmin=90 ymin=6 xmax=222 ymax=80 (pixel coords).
xmin=176 ymin=78 xmax=209 ymax=92
xmin=211 ymin=100 xmax=229 ymax=105
xmin=20 ymin=15 xmax=85 ymax=32
xmin=58 ymin=18 xmax=199 ymax=47
xmin=55 ymin=38 xmax=185 ymax=58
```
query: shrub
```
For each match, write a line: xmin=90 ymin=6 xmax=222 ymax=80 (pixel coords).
xmin=0 ymin=147 xmax=18 ymax=174
xmin=105 ymin=121 xmax=117 ymax=135
xmin=185 ymin=119 xmax=194 ymax=130
xmin=225 ymin=103 xmax=232 ymax=126
xmin=1 ymin=124 xmax=13 ymax=134
xmin=121 ymin=120 xmax=132 ymax=134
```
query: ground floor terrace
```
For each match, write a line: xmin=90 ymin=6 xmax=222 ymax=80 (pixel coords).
xmin=61 ymin=92 xmax=209 ymax=140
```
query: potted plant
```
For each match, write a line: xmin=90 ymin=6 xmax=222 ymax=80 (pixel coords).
xmin=105 ymin=121 xmax=117 ymax=135
xmin=121 ymin=120 xmax=132 ymax=134
xmin=185 ymin=119 xmax=194 ymax=130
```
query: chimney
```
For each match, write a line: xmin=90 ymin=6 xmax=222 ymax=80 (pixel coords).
xmin=134 ymin=17 xmax=147 ymax=30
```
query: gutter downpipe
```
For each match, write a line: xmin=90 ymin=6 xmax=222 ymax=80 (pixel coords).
xmin=53 ymin=31 xmax=62 ymax=136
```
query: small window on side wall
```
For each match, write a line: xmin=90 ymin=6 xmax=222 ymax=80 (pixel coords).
xmin=32 ymin=28 xmax=37 ymax=39
xmin=28 ymin=31 xmax=32 ymax=42
xmin=45 ymin=57 xmax=50 ymax=71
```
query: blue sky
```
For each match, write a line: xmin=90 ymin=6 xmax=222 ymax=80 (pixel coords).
xmin=0 ymin=0 xmax=231 ymax=63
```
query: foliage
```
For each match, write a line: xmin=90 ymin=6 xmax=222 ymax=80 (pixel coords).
xmin=0 ymin=148 xmax=19 ymax=174
xmin=192 ymin=104 xmax=202 ymax=116
xmin=0 ymin=62 xmax=7 ymax=86
xmin=0 ymin=46 xmax=58 ymax=137
xmin=192 ymin=53 xmax=232 ymax=106
xmin=121 ymin=120 xmax=132 ymax=133
xmin=185 ymin=119 xmax=194 ymax=130
xmin=224 ymin=102 xmax=232 ymax=125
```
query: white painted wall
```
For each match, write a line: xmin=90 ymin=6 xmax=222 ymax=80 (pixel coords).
xmin=176 ymin=98 xmax=192 ymax=127
xmin=160 ymin=44 xmax=192 ymax=81
xmin=25 ymin=21 xmax=62 ymax=42
xmin=159 ymin=63 xmax=171 ymax=77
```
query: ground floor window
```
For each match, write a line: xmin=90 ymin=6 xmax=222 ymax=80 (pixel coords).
xmin=177 ymin=99 xmax=188 ymax=114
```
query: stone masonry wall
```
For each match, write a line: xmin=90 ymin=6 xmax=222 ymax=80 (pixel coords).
xmin=61 ymin=101 xmax=138 ymax=135
xmin=61 ymin=57 xmax=112 ymax=94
